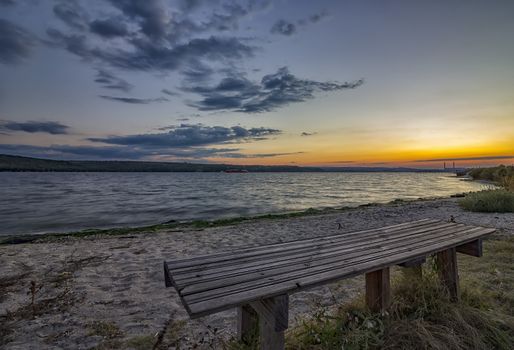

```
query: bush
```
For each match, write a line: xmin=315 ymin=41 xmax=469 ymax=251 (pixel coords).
xmin=459 ymin=190 xmax=514 ymax=213
xmin=468 ymin=165 xmax=514 ymax=187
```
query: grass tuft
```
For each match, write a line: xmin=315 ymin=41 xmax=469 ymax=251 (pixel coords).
xmin=458 ymin=189 xmax=514 ymax=213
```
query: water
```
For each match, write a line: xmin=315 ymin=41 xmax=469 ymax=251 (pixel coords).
xmin=0 ymin=172 xmax=486 ymax=236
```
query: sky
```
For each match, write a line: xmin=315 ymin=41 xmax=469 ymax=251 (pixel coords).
xmin=0 ymin=0 xmax=513 ymax=168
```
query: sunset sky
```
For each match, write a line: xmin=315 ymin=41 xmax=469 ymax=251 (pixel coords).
xmin=1 ymin=0 xmax=513 ymax=167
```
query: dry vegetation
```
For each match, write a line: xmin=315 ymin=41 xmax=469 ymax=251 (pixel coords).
xmin=229 ymin=236 xmax=514 ymax=349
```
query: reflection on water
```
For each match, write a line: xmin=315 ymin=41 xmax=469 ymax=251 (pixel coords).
xmin=0 ymin=172 xmax=485 ymax=235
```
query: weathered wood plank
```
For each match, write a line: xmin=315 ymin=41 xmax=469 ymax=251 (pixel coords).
xmin=237 ymin=304 xmax=258 ymax=343
xmin=172 ymin=222 xmax=454 ymax=285
xmin=178 ymin=225 xmax=481 ymax=298
xmin=250 ymin=295 xmax=288 ymax=350
xmin=166 ymin=219 xmax=439 ymax=271
xmin=456 ymin=238 xmax=482 ymax=257
xmin=365 ymin=268 xmax=391 ymax=312
xmin=398 ymin=256 xmax=426 ymax=268
xmin=184 ymin=227 xmax=486 ymax=304
xmin=185 ymin=227 xmax=494 ymax=317
xmin=436 ymin=247 xmax=459 ymax=301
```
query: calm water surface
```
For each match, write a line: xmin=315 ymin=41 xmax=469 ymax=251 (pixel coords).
xmin=0 ymin=172 xmax=486 ymax=236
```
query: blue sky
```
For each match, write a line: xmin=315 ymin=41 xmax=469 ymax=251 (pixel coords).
xmin=1 ymin=0 xmax=513 ymax=166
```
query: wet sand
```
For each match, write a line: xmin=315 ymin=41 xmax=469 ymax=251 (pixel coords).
xmin=1 ymin=197 xmax=513 ymax=349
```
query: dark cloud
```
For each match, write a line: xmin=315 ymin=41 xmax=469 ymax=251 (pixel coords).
xmin=95 ymin=69 xmax=133 ymax=92
xmin=222 ymin=151 xmax=304 ymax=158
xmin=301 ymin=132 xmax=317 ymax=136
xmin=185 ymin=67 xmax=364 ymax=113
xmin=308 ymin=11 xmax=329 ymax=23
xmin=0 ymin=143 xmax=153 ymax=160
xmin=99 ymin=95 xmax=168 ymax=104
xmin=106 ymin=0 xmax=170 ymax=40
xmin=0 ymin=122 xmax=286 ymax=160
xmin=0 ymin=19 xmax=36 ymax=64
xmin=413 ymin=156 xmax=514 ymax=162
xmin=161 ymin=89 xmax=179 ymax=96
xmin=0 ymin=120 xmax=69 ymax=134
xmin=88 ymin=123 xmax=281 ymax=148
xmin=0 ymin=143 xmax=274 ymax=160
xmin=53 ymin=1 xmax=89 ymax=30
xmin=0 ymin=0 xmax=16 ymax=6
xmin=297 ymin=11 xmax=329 ymax=26
xmin=89 ymin=18 xmax=129 ymax=38
xmin=271 ymin=19 xmax=296 ymax=36
xmin=46 ymin=28 xmax=255 ymax=73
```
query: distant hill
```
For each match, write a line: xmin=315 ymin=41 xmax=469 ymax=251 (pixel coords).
xmin=0 ymin=154 xmax=322 ymax=172
xmin=0 ymin=154 xmax=452 ymax=173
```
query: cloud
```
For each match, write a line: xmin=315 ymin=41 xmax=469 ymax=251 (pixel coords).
xmin=0 ymin=143 xmax=294 ymax=160
xmin=301 ymin=132 xmax=317 ymax=136
xmin=185 ymin=67 xmax=364 ymax=113
xmin=88 ymin=123 xmax=281 ymax=148
xmin=0 ymin=123 xmax=285 ymax=160
xmin=53 ymin=0 xmax=89 ymax=31
xmin=161 ymin=89 xmax=179 ymax=96
xmin=412 ymin=156 xmax=514 ymax=163
xmin=46 ymin=28 xmax=255 ymax=72
xmin=106 ymin=0 xmax=171 ymax=40
xmin=95 ymin=69 xmax=133 ymax=92
xmin=0 ymin=0 xmax=16 ymax=6
xmin=0 ymin=19 xmax=36 ymax=65
xmin=99 ymin=95 xmax=168 ymax=104
xmin=0 ymin=120 xmax=70 ymax=134
xmin=89 ymin=18 xmax=129 ymax=38
xmin=271 ymin=19 xmax=296 ymax=36
xmin=298 ymin=11 xmax=329 ymax=26
xmin=222 ymin=151 xmax=304 ymax=158
xmin=273 ymin=11 xmax=328 ymax=36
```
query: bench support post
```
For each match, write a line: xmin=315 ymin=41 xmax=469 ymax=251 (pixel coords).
xmin=250 ymin=294 xmax=289 ymax=350
xmin=237 ymin=304 xmax=258 ymax=343
xmin=365 ymin=267 xmax=391 ymax=313
xmin=436 ymin=247 xmax=459 ymax=301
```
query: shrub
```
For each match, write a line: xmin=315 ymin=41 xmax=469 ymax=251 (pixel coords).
xmin=459 ymin=190 xmax=514 ymax=213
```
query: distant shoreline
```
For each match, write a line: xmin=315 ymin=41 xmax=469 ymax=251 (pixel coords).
xmin=0 ymin=154 xmax=460 ymax=173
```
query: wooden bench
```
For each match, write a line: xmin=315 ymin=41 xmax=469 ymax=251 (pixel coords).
xmin=163 ymin=219 xmax=495 ymax=349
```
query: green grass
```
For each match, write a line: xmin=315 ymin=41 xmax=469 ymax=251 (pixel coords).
xmin=459 ymin=189 xmax=514 ymax=213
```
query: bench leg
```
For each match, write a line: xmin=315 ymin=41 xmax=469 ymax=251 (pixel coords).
xmin=250 ymin=294 xmax=289 ymax=350
xmin=365 ymin=267 xmax=391 ymax=313
xmin=436 ymin=247 xmax=460 ymax=301
xmin=237 ymin=304 xmax=258 ymax=343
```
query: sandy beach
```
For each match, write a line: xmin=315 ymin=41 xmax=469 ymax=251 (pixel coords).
xmin=1 ymin=197 xmax=513 ymax=350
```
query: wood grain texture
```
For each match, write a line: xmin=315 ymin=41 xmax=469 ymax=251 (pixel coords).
xmin=436 ymin=247 xmax=460 ymax=301
xmin=163 ymin=220 xmax=495 ymax=318
xmin=365 ymin=268 xmax=391 ymax=312
xmin=237 ymin=304 xmax=258 ymax=343
xmin=251 ymin=295 xmax=288 ymax=350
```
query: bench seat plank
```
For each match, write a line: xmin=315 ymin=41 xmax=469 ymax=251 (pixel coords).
xmin=164 ymin=220 xmax=495 ymax=318
xmin=173 ymin=222 xmax=460 ymax=287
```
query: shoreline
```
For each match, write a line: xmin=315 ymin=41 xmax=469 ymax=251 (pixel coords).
xmin=0 ymin=193 xmax=470 ymax=245
xmin=1 ymin=197 xmax=513 ymax=349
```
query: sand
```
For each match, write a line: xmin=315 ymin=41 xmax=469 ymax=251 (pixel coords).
xmin=1 ymin=197 xmax=513 ymax=349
